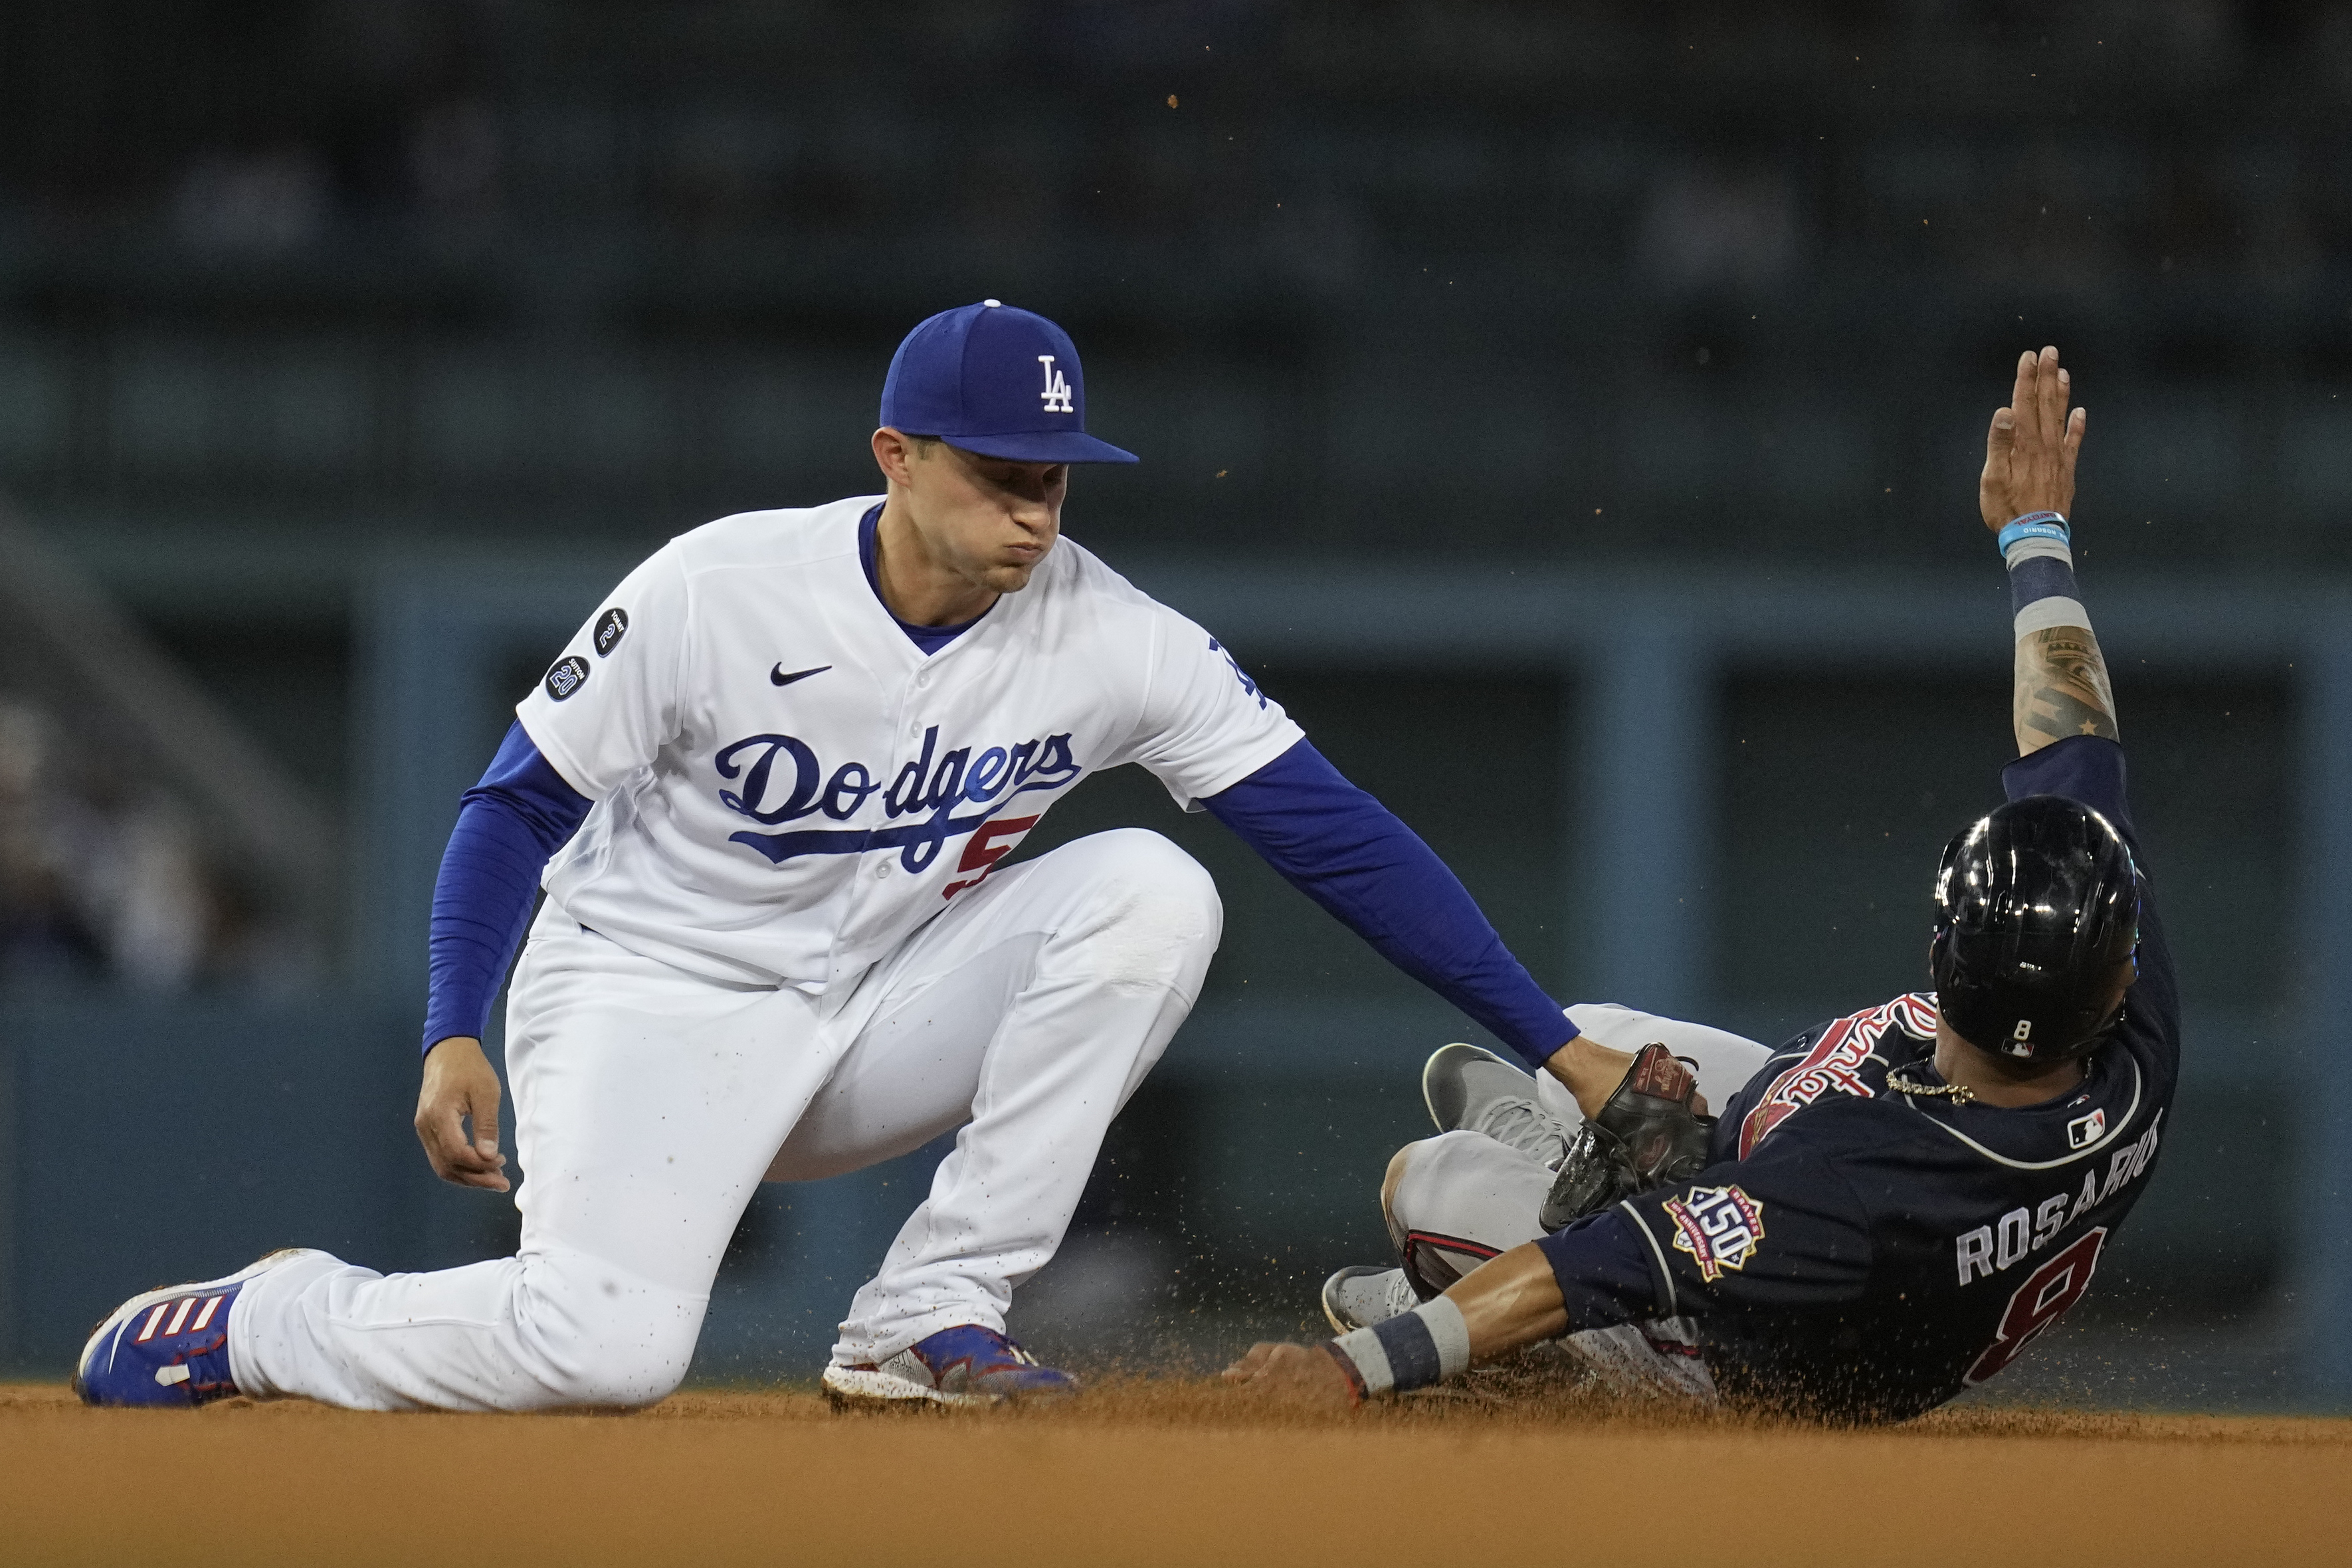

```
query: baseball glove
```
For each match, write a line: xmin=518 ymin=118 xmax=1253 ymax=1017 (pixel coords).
xmin=1537 ymin=1042 xmax=1715 ymax=1232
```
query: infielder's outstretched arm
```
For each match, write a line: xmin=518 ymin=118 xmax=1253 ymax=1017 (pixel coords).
xmin=1204 ymin=743 xmax=1656 ymax=1118
xmin=1978 ymin=345 xmax=2117 ymax=757
xmin=1203 ymin=741 xmax=1582 ymax=1068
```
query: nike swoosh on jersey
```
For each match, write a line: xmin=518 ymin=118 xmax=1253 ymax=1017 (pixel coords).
xmin=769 ymin=664 xmax=833 ymax=686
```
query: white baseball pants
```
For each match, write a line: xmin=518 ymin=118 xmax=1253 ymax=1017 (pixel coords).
xmin=1384 ymin=1003 xmax=1771 ymax=1403
xmin=228 ymin=828 xmax=1219 ymax=1412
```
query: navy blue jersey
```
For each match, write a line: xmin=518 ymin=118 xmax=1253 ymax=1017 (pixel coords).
xmin=1559 ymin=736 xmax=2177 ymax=1422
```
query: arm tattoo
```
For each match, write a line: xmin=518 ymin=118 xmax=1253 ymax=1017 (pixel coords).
xmin=2014 ymin=628 xmax=2119 ymax=753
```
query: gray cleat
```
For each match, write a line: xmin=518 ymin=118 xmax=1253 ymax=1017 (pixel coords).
xmin=1322 ymin=1265 xmax=1421 ymax=1333
xmin=1422 ymin=1042 xmax=1575 ymax=1166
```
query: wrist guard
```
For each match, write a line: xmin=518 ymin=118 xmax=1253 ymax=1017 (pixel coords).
xmin=1537 ymin=1042 xmax=1715 ymax=1232
xmin=1326 ymin=1296 xmax=1473 ymax=1401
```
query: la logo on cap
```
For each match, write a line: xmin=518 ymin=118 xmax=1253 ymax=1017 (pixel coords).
xmin=878 ymin=300 xmax=1138 ymax=464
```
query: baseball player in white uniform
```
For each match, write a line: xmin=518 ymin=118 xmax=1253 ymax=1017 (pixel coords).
xmin=76 ymin=302 xmax=1609 ymax=1411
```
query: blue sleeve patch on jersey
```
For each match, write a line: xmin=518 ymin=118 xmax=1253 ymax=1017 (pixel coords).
xmin=1203 ymin=738 xmax=1577 ymax=1066
xmin=422 ymin=721 xmax=595 ymax=1054
xmin=543 ymin=656 xmax=590 ymax=701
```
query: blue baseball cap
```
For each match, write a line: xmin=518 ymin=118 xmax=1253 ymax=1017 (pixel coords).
xmin=879 ymin=300 xmax=1137 ymax=464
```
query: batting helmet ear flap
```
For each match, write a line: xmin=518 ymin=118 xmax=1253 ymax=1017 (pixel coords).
xmin=1929 ymin=796 xmax=2139 ymax=1063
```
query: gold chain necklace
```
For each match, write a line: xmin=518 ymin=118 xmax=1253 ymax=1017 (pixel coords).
xmin=1885 ymin=1069 xmax=1976 ymax=1106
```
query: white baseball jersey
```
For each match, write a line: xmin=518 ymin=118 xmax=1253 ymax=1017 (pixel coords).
xmin=516 ymin=495 xmax=1302 ymax=991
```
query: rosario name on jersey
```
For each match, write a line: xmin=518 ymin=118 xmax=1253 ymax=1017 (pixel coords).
xmin=1613 ymin=739 xmax=2178 ymax=1421
xmin=516 ymin=496 xmax=1304 ymax=992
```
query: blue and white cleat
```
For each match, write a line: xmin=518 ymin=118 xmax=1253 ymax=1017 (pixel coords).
xmin=821 ymin=1324 xmax=1080 ymax=1408
xmin=73 ymin=1249 xmax=322 ymax=1407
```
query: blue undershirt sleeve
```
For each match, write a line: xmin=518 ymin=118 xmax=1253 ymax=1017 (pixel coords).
xmin=421 ymin=720 xmax=595 ymax=1055
xmin=1201 ymin=738 xmax=1579 ymax=1068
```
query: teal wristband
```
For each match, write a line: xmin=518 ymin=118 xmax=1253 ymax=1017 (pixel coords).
xmin=1997 ymin=512 xmax=2068 ymax=555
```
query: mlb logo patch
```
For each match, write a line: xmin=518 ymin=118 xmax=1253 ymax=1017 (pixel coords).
xmin=2067 ymin=1108 xmax=2107 ymax=1149
xmin=1664 ymin=1184 xmax=1765 ymax=1284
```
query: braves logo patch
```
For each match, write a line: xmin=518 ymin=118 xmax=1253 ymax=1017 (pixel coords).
xmin=1664 ymin=1185 xmax=1765 ymax=1284
xmin=1739 ymin=991 xmax=1938 ymax=1157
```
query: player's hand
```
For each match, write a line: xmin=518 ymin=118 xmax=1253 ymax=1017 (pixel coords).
xmin=1980 ymin=344 xmax=2086 ymax=532
xmin=1541 ymin=1035 xmax=1709 ymax=1121
xmin=1220 ymin=1341 xmax=1357 ymax=1409
xmin=415 ymin=1035 xmax=511 ymax=1192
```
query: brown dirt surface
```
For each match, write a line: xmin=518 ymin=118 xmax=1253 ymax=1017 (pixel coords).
xmin=8 ymin=1379 xmax=2349 ymax=1567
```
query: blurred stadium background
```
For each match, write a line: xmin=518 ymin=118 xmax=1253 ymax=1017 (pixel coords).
xmin=1 ymin=1 xmax=2347 ymax=1407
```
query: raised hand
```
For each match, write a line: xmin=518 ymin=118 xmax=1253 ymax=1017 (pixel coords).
xmin=1980 ymin=345 xmax=2086 ymax=532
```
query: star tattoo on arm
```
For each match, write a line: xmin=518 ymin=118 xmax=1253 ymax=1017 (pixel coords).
xmin=2014 ymin=627 xmax=2120 ymax=755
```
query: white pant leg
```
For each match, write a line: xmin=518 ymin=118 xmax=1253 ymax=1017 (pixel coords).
xmin=1532 ymin=1001 xmax=1771 ymax=1129
xmin=1385 ymin=1004 xmax=1770 ymax=1285
xmin=779 ymin=829 xmax=1219 ymax=1365
xmin=230 ymin=912 xmax=841 ymax=1412
xmin=231 ymin=827 xmax=1216 ymax=1406
xmin=1389 ymin=1003 xmax=1759 ymax=1408
xmin=1383 ymin=1131 xmax=1718 ymax=1405
xmin=1384 ymin=1131 xmax=1554 ymax=1291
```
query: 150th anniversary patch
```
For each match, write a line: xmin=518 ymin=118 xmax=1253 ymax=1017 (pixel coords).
xmin=593 ymin=607 xmax=629 ymax=656
xmin=1664 ymin=1184 xmax=1766 ymax=1283
xmin=545 ymin=656 xmax=591 ymax=701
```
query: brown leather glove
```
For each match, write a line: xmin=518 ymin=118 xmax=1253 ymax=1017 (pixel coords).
xmin=1537 ymin=1043 xmax=1715 ymax=1232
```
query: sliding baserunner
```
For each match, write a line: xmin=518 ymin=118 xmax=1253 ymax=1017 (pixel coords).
xmin=1230 ymin=345 xmax=2177 ymax=1422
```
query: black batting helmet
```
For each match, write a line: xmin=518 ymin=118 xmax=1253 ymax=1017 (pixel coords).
xmin=1930 ymin=795 xmax=2140 ymax=1063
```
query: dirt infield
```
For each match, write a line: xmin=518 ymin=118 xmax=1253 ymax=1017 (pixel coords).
xmin=7 ymin=1381 xmax=2347 ymax=1567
